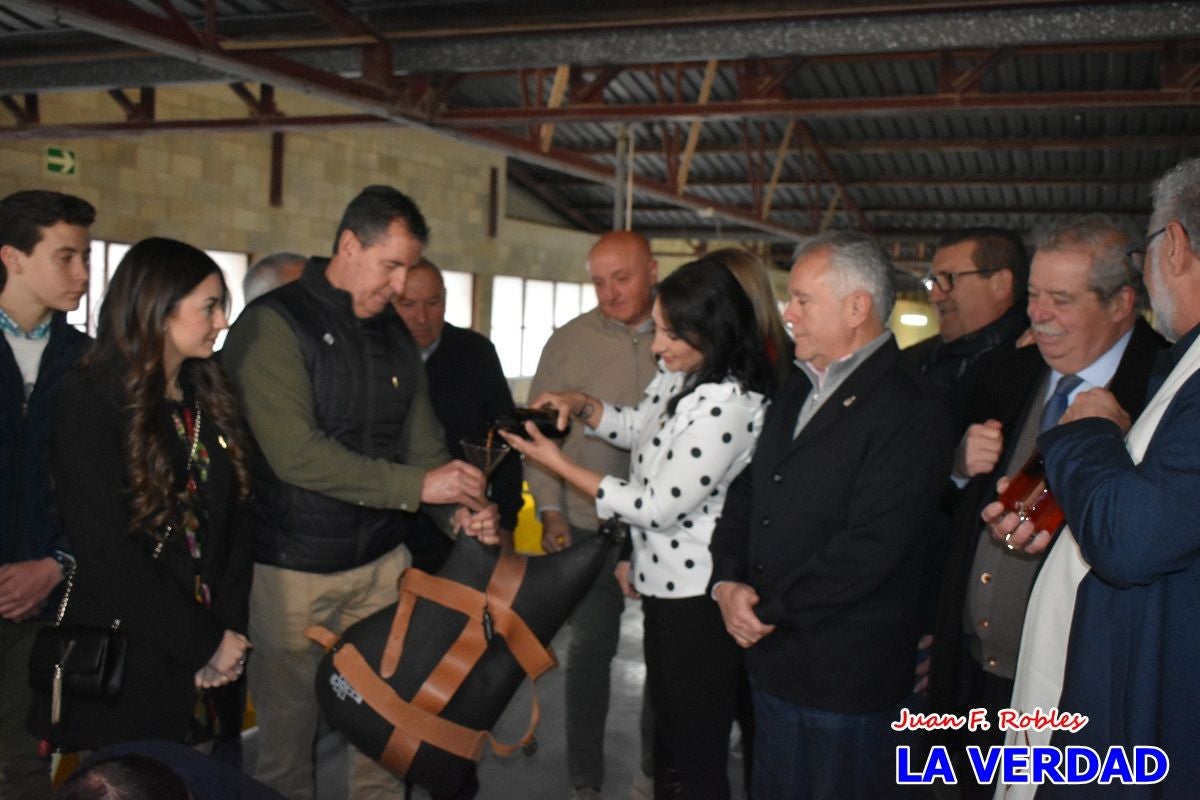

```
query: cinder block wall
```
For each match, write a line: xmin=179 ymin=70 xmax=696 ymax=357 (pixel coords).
xmin=0 ymin=85 xmax=597 ymax=333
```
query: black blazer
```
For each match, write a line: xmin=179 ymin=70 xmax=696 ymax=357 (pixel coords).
xmin=928 ymin=317 xmax=1168 ymax=716
xmin=711 ymin=338 xmax=955 ymax=713
xmin=42 ymin=361 xmax=252 ymax=749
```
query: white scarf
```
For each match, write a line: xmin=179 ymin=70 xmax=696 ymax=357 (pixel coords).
xmin=996 ymin=333 xmax=1200 ymax=800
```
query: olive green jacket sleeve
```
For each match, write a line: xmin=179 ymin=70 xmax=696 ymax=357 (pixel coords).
xmin=222 ymin=305 xmax=451 ymax=523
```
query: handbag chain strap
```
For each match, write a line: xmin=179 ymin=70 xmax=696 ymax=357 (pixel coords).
xmin=53 ymin=557 xmax=76 ymax=626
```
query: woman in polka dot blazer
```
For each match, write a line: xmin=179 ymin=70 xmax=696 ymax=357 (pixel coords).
xmin=501 ymin=257 xmax=774 ymax=800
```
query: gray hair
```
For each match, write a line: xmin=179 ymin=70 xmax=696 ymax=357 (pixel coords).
xmin=243 ymin=251 xmax=305 ymax=302
xmin=1033 ymin=214 xmax=1145 ymax=309
xmin=1150 ymin=157 xmax=1200 ymax=257
xmin=793 ymin=230 xmax=897 ymax=325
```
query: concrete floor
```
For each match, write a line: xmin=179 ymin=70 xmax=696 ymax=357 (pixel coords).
xmin=243 ymin=601 xmax=748 ymax=800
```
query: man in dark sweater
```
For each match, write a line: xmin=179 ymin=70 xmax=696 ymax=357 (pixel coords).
xmin=393 ymin=258 xmax=522 ymax=567
xmin=905 ymin=227 xmax=1030 ymax=415
xmin=0 ymin=190 xmax=95 ymax=800
xmin=904 ymin=228 xmax=1031 ymax=705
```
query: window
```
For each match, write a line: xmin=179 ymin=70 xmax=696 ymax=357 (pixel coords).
xmin=69 ymin=249 xmax=480 ymax=351
xmin=68 ymin=241 xmax=249 ymax=341
xmin=442 ymin=269 xmax=474 ymax=328
xmin=490 ymin=277 xmax=598 ymax=377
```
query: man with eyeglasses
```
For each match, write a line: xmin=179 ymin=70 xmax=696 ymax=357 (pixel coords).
xmin=905 ymin=228 xmax=1030 ymax=414
xmin=928 ymin=214 xmax=1167 ymax=799
xmin=986 ymin=158 xmax=1200 ymax=799
xmin=904 ymin=229 xmax=1030 ymax=722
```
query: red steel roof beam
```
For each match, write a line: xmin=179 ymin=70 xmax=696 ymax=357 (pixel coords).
xmin=470 ymin=127 xmax=810 ymax=241
xmin=12 ymin=0 xmax=401 ymax=118
xmin=292 ymin=0 xmax=394 ymax=87
xmin=1 ymin=94 xmax=39 ymax=125
xmin=434 ymin=88 xmax=1200 ymax=126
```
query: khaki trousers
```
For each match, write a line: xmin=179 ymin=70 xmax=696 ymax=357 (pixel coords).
xmin=248 ymin=546 xmax=409 ymax=800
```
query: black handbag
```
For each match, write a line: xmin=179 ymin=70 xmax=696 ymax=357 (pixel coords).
xmin=27 ymin=560 xmax=126 ymax=728
xmin=307 ymin=525 xmax=622 ymax=798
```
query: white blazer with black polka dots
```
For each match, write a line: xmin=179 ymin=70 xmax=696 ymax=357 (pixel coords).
xmin=592 ymin=367 xmax=768 ymax=598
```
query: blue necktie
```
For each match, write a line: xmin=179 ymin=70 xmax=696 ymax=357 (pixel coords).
xmin=1040 ymin=373 xmax=1084 ymax=433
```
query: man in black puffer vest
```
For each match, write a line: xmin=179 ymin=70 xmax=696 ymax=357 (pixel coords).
xmin=222 ymin=186 xmax=499 ymax=800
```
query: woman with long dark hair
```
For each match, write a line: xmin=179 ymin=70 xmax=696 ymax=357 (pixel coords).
xmin=41 ymin=237 xmax=253 ymax=749
xmin=502 ymin=258 xmax=774 ymax=799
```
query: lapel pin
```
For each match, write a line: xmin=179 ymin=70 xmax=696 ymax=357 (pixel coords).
xmin=322 ymin=332 xmax=335 ymax=345
xmin=842 ymin=395 xmax=857 ymax=408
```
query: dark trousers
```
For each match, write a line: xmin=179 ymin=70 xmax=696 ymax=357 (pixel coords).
xmin=0 ymin=620 xmax=50 ymax=800
xmin=956 ymin=657 xmax=1013 ymax=800
xmin=642 ymin=595 xmax=740 ymax=800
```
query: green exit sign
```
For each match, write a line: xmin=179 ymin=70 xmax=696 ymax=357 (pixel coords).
xmin=46 ymin=146 xmax=77 ymax=175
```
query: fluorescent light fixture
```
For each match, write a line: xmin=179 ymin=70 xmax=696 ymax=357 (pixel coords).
xmin=900 ymin=313 xmax=929 ymax=327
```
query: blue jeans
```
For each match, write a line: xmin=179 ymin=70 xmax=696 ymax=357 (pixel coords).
xmin=751 ymin=688 xmax=894 ymax=800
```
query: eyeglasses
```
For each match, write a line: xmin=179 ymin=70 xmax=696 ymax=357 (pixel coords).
xmin=1124 ymin=227 xmax=1167 ymax=273
xmin=922 ymin=269 xmax=990 ymax=293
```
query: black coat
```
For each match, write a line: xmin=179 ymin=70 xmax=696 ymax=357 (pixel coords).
xmin=41 ymin=361 xmax=252 ymax=749
xmin=421 ymin=323 xmax=522 ymax=531
xmin=0 ymin=313 xmax=89 ymax=571
xmin=710 ymin=338 xmax=955 ymax=713
xmin=928 ymin=318 xmax=1167 ymax=717
xmin=402 ymin=323 xmax=523 ymax=572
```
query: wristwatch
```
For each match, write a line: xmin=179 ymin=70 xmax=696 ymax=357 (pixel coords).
xmin=51 ymin=550 xmax=77 ymax=581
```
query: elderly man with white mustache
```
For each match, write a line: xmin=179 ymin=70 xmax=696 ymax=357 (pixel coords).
xmin=990 ymin=157 xmax=1200 ymax=800
xmin=927 ymin=214 xmax=1168 ymax=800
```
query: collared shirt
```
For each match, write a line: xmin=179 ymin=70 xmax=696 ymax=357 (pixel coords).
xmin=2 ymin=305 xmax=54 ymax=398
xmin=950 ymin=326 xmax=1137 ymax=489
xmin=793 ymin=330 xmax=892 ymax=438
xmin=966 ymin=324 xmax=1136 ymax=678
xmin=418 ymin=335 xmax=442 ymax=363
xmin=1041 ymin=326 xmax=1134 ymax=409
xmin=0 ymin=306 xmax=51 ymax=340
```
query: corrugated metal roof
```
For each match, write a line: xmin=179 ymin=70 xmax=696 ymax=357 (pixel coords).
xmin=1 ymin=0 xmax=1197 ymax=254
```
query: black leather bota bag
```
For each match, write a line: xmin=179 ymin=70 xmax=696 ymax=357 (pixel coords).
xmin=307 ymin=529 xmax=617 ymax=797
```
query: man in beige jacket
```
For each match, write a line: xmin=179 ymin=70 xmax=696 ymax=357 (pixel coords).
xmin=527 ymin=231 xmax=658 ymax=800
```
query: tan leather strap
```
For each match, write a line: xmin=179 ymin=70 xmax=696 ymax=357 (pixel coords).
xmin=483 ymin=677 xmax=543 ymax=757
xmin=487 ymin=548 xmax=525 ymax=607
xmin=409 ymin=549 xmax=529 ymax=714
xmin=333 ymin=642 xmax=488 ymax=773
xmin=315 ymin=549 xmax=555 ymax=775
xmin=336 ymin=639 xmax=545 ymax=769
xmin=304 ymin=625 xmax=340 ymax=650
xmin=382 ymin=560 xmax=556 ymax=712
xmin=411 ymin=617 xmax=485 ymax=715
